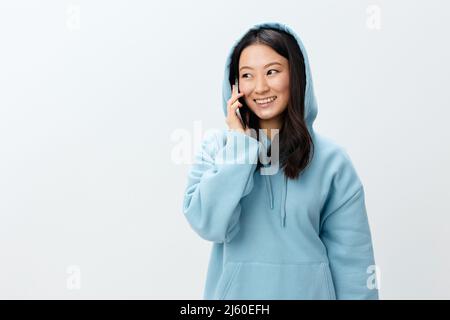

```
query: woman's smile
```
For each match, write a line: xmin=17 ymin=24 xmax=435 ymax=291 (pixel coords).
xmin=254 ymin=96 xmax=277 ymax=108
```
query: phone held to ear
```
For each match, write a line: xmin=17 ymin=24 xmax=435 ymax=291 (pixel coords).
xmin=234 ymin=77 xmax=244 ymax=125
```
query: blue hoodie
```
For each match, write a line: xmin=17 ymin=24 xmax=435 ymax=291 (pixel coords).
xmin=182 ymin=22 xmax=379 ymax=300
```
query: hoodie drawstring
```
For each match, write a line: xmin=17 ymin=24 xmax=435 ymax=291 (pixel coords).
xmin=263 ymin=173 xmax=288 ymax=227
xmin=280 ymin=174 xmax=287 ymax=227
xmin=264 ymin=175 xmax=274 ymax=209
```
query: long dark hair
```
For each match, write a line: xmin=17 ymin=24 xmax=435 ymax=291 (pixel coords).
xmin=228 ymin=27 xmax=314 ymax=180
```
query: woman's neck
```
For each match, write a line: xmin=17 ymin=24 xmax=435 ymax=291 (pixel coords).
xmin=259 ymin=115 xmax=283 ymax=140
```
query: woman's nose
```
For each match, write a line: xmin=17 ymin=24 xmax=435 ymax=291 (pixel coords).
xmin=254 ymin=78 xmax=270 ymax=94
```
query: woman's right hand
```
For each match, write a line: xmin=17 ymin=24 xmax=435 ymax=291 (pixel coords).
xmin=226 ymin=84 xmax=250 ymax=135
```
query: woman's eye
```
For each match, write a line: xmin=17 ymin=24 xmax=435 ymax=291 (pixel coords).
xmin=241 ymin=70 xmax=278 ymax=79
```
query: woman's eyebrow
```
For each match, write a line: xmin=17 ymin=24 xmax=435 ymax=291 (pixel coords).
xmin=239 ymin=61 xmax=282 ymax=71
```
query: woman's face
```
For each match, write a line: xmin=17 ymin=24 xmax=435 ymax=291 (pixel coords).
xmin=238 ymin=44 xmax=290 ymax=123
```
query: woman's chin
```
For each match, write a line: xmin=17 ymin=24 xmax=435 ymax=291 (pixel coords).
xmin=254 ymin=110 xmax=275 ymax=119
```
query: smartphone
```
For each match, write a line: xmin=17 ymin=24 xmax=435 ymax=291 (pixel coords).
xmin=234 ymin=77 xmax=245 ymax=126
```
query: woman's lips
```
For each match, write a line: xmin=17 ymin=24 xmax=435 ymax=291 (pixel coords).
xmin=255 ymin=96 xmax=277 ymax=108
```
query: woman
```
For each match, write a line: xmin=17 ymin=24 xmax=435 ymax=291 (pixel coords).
xmin=182 ymin=21 xmax=379 ymax=300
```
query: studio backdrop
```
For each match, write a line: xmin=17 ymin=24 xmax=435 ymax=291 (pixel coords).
xmin=0 ymin=0 xmax=449 ymax=299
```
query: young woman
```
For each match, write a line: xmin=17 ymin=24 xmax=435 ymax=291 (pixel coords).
xmin=182 ymin=21 xmax=379 ymax=300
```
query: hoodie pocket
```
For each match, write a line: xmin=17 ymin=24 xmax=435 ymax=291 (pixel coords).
xmin=214 ymin=262 xmax=242 ymax=300
xmin=216 ymin=261 xmax=336 ymax=300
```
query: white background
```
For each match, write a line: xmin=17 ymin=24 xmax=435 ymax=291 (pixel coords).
xmin=0 ymin=0 xmax=449 ymax=299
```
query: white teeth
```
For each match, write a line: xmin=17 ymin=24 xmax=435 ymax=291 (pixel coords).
xmin=255 ymin=96 xmax=277 ymax=104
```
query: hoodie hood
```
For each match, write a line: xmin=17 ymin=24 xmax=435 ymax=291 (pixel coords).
xmin=221 ymin=21 xmax=318 ymax=135
xmin=221 ymin=21 xmax=318 ymax=227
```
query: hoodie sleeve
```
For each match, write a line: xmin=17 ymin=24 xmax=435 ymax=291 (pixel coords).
xmin=182 ymin=129 xmax=260 ymax=243
xmin=319 ymin=149 xmax=379 ymax=300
